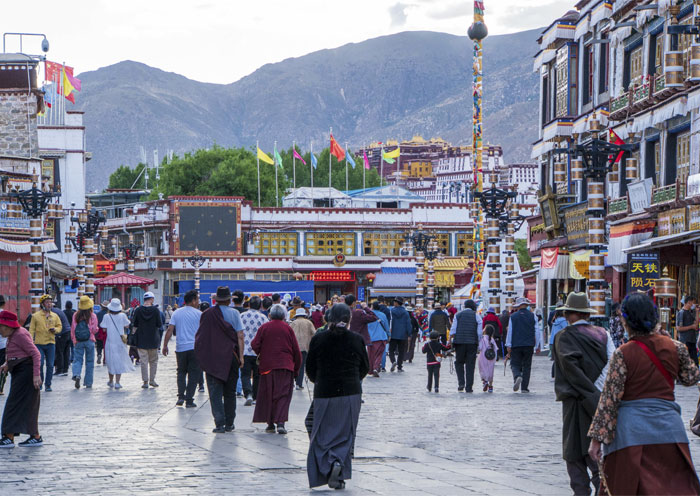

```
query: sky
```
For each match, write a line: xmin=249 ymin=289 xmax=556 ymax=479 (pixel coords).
xmin=3 ymin=0 xmax=574 ymax=84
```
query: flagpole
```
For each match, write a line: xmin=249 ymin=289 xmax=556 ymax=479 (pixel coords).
xmin=256 ymin=140 xmax=261 ymax=207
xmin=380 ymin=144 xmax=384 ymax=188
xmin=274 ymin=140 xmax=279 ymax=208
xmin=345 ymin=141 xmax=349 ymax=192
xmin=363 ymin=143 xmax=366 ymax=208
xmin=328 ymin=127 xmax=332 ymax=195
xmin=293 ymin=140 xmax=297 ymax=207
xmin=310 ymin=142 xmax=314 ymax=190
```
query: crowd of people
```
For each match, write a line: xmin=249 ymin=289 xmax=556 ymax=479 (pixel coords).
xmin=2 ymin=286 xmax=700 ymax=493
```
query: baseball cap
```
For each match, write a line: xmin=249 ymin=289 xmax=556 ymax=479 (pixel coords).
xmin=143 ymin=291 xmax=155 ymax=300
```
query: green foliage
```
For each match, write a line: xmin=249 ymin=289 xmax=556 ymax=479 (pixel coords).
xmin=514 ymin=239 xmax=533 ymax=271
xmin=107 ymin=145 xmax=383 ymax=206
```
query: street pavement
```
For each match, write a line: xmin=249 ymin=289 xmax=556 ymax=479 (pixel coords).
xmin=2 ymin=344 xmax=700 ymax=495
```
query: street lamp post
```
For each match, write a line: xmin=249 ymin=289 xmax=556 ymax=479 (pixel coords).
xmin=66 ymin=200 xmax=106 ymax=301
xmin=424 ymin=238 xmax=440 ymax=308
xmin=121 ymin=234 xmax=144 ymax=275
xmin=12 ymin=172 xmax=61 ymax=312
xmin=186 ymin=247 xmax=206 ymax=291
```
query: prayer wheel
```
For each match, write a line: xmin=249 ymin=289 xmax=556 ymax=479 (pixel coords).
xmin=554 ymin=162 xmax=567 ymax=184
xmin=690 ymin=43 xmax=700 ymax=82
xmin=571 ymin=159 xmax=584 ymax=181
xmin=589 ymin=218 xmax=606 ymax=245
xmin=588 ymin=182 xmax=605 ymax=212
xmin=609 ymin=160 xmax=619 ymax=183
xmin=665 ymin=51 xmax=684 ymax=87
xmin=655 ymin=272 xmax=677 ymax=298
xmin=626 ymin=157 xmax=638 ymax=181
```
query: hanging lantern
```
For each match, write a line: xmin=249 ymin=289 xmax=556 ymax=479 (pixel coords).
xmin=366 ymin=272 xmax=376 ymax=283
xmin=665 ymin=51 xmax=684 ymax=87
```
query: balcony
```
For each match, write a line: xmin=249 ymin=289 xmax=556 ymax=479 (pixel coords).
xmin=651 ymin=183 xmax=678 ymax=206
xmin=608 ymin=197 xmax=629 ymax=215
xmin=609 ymin=74 xmax=684 ymax=122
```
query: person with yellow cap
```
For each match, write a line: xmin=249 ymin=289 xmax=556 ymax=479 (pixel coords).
xmin=70 ymin=296 xmax=99 ymax=389
xmin=28 ymin=295 xmax=62 ymax=392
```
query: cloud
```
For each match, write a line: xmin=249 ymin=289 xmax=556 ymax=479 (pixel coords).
xmin=388 ymin=2 xmax=411 ymax=27
xmin=427 ymin=3 xmax=471 ymax=20
xmin=490 ymin=1 xmax=571 ymax=32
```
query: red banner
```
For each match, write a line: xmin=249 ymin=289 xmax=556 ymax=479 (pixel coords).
xmin=541 ymin=247 xmax=559 ymax=269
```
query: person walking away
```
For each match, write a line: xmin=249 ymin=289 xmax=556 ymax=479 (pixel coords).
xmin=414 ymin=304 xmax=429 ymax=341
xmin=423 ymin=330 xmax=449 ymax=393
xmin=589 ymin=292 xmax=700 ymax=495
xmin=101 ymin=298 xmax=133 ymax=389
xmin=506 ymin=297 xmax=536 ymax=393
xmin=194 ymin=286 xmax=245 ymax=433
xmin=450 ymin=299 xmax=482 ymax=392
xmin=478 ymin=324 xmax=498 ymax=393
xmin=483 ymin=307 xmax=503 ymax=355
xmin=95 ymin=301 xmax=109 ymax=365
xmin=71 ymin=296 xmax=99 ymax=389
xmin=535 ymin=310 xmax=544 ymax=353
xmin=0 ymin=297 xmax=5 ymax=395
xmin=164 ymin=304 xmax=174 ymax=326
xmin=608 ymin=302 xmax=625 ymax=348
xmin=261 ymin=296 xmax=272 ymax=318
xmin=0 ymin=311 xmax=43 ymax=447
xmin=388 ymin=297 xmax=412 ymax=372
xmin=376 ymin=296 xmax=391 ymax=322
xmin=499 ymin=309 xmax=511 ymax=357
xmin=549 ymin=309 xmax=568 ymax=377
xmin=239 ymin=296 xmax=267 ymax=406
xmin=232 ymin=290 xmax=247 ymax=315
xmin=162 ymin=290 xmax=201 ymax=407
xmin=446 ymin=302 xmax=457 ymax=324
xmin=311 ymin=305 xmax=324 ymax=329
xmin=345 ymin=295 xmax=377 ymax=350
xmin=428 ymin=302 xmax=450 ymax=345
xmin=131 ymin=291 xmax=164 ymax=389
xmin=52 ymin=303 xmax=71 ymax=377
xmin=551 ymin=292 xmax=609 ymax=495
xmin=676 ymin=296 xmax=698 ymax=367
xmin=406 ymin=305 xmax=420 ymax=363
xmin=367 ymin=301 xmax=389 ymax=377
xmin=306 ymin=303 xmax=369 ymax=490
xmin=63 ymin=300 xmax=75 ymax=368
xmin=29 ymin=295 xmax=62 ymax=392
xmin=290 ymin=308 xmax=315 ymax=390
xmin=251 ymin=304 xmax=301 ymax=434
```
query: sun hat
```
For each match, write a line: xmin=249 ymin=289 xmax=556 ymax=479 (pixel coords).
xmin=294 ymin=308 xmax=307 ymax=317
xmin=214 ymin=286 xmax=232 ymax=302
xmin=108 ymin=298 xmax=122 ymax=312
xmin=143 ymin=291 xmax=155 ymax=300
xmin=0 ymin=310 xmax=19 ymax=328
xmin=101 ymin=300 xmax=110 ymax=308
xmin=515 ymin=297 xmax=532 ymax=307
xmin=78 ymin=295 xmax=94 ymax=311
xmin=556 ymin=292 xmax=595 ymax=313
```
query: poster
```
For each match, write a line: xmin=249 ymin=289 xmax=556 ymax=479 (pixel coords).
xmin=626 ymin=252 xmax=659 ymax=294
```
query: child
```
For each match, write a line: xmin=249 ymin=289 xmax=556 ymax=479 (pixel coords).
xmin=478 ymin=324 xmax=498 ymax=393
xmin=422 ymin=330 xmax=450 ymax=393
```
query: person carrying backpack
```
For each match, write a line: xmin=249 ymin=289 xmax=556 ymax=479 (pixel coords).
xmin=71 ymin=296 xmax=99 ymax=389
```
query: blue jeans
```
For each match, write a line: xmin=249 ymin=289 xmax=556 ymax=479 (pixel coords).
xmin=381 ymin=342 xmax=388 ymax=369
xmin=36 ymin=343 xmax=55 ymax=388
xmin=72 ymin=340 xmax=95 ymax=387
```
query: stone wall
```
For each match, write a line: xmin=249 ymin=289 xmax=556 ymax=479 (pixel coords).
xmin=0 ymin=91 xmax=39 ymax=160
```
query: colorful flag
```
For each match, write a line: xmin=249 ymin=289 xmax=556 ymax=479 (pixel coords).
xmin=42 ymin=85 xmax=54 ymax=108
xmin=310 ymin=152 xmax=318 ymax=169
xmin=330 ymin=134 xmax=345 ymax=161
xmin=363 ymin=151 xmax=370 ymax=170
xmin=383 ymin=147 xmax=400 ymax=159
xmin=257 ymin=147 xmax=274 ymax=165
xmin=65 ymin=71 xmax=81 ymax=92
xmin=274 ymin=146 xmax=284 ymax=168
xmin=610 ymin=129 xmax=625 ymax=164
xmin=381 ymin=149 xmax=395 ymax=164
xmin=293 ymin=148 xmax=307 ymax=165
xmin=347 ymin=151 xmax=356 ymax=169
xmin=45 ymin=61 xmax=64 ymax=83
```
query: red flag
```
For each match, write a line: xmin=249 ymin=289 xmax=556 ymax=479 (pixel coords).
xmin=330 ymin=134 xmax=345 ymax=161
xmin=610 ymin=129 xmax=625 ymax=164
xmin=65 ymin=92 xmax=75 ymax=104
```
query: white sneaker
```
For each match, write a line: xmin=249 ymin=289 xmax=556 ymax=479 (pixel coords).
xmin=513 ymin=376 xmax=523 ymax=392
xmin=107 ymin=382 xmax=114 ymax=388
xmin=115 ymin=383 xmax=122 ymax=390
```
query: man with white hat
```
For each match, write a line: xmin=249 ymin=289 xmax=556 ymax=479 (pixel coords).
xmin=505 ymin=296 xmax=536 ymax=393
xmin=131 ymin=291 xmax=163 ymax=389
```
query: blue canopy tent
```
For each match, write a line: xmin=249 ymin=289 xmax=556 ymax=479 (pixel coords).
xmin=176 ymin=280 xmax=315 ymax=306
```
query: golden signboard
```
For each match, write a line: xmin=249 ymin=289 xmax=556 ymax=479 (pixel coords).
xmin=689 ymin=205 xmax=700 ymax=231
xmin=658 ymin=208 xmax=686 ymax=236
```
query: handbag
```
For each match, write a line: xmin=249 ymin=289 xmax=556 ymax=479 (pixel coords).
xmin=108 ymin=314 xmax=129 ymax=346
xmin=430 ymin=342 xmax=443 ymax=363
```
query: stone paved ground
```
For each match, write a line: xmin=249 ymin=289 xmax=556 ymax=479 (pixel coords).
xmin=2 ymin=344 xmax=700 ymax=495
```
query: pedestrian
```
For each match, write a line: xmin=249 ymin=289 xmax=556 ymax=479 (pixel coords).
xmin=290 ymin=308 xmax=315 ymax=390
xmin=131 ymin=291 xmax=164 ymax=389
xmin=499 ymin=308 xmax=511 ymax=356
xmin=251 ymin=304 xmax=301 ymax=434
xmin=52 ymin=302 xmax=71 ymax=377
xmin=232 ymin=289 xmax=247 ymax=314
xmin=551 ymin=292 xmax=610 ymax=495
xmin=194 ymin=286 xmax=245 ymax=433
xmin=450 ymin=299 xmax=482 ymax=392
xmin=29 ymin=295 xmax=62 ymax=392
xmin=535 ymin=309 xmax=544 ymax=353
xmin=164 ymin=304 xmax=174 ymax=326
xmin=589 ymin=292 xmax=700 ymax=495
xmin=198 ymin=297 xmax=211 ymax=403
xmin=95 ymin=301 xmax=109 ymax=365
xmin=239 ymin=296 xmax=267 ymax=406
xmin=414 ymin=304 xmax=429 ymax=340
xmin=311 ymin=305 xmax=324 ymax=329
xmin=63 ymin=300 xmax=75 ymax=371
xmin=288 ymin=296 xmax=302 ymax=320
xmin=478 ymin=324 xmax=498 ymax=393
xmin=376 ymin=296 xmax=391 ymax=322
xmin=428 ymin=302 xmax=450 ymax=345
xmin=162 ymin=290 xmax=201 ymax=407
xmin=71 ymin=295 xmax=99 ymax=390
xmin=506 ymin=297 xmax=536 ymax=393
xmin=0 ymin=311 xmax=43 ymax=448
xmin=0 ymin=296 xmax=5 ymax=395
xmin=406 ymin=304 xmax=420 ymax=363
xmin=675 ymin=296 xmax=698 ymax=367
xmin=306 ymin=303 xmax=369 ymax=490
xmin=261 ymin=296 xmax=272 ymax=318
xmin=388 ymin=297 xmax=412 ymax=372
xmin=101 ymin=298 xmax=133 ymax=389
xmin=608 ymin=302 xmax=625 ymax=348
xmin=446 ymin=302 xmax=457 ymax=323
xmin=367 ymin=301 xmax=390 ymax=377
xmin=483 ymin=307 xmax=503 ymax=354
xmin=423 ymin=330 xmax=449 ymax=393
xmin=549 ymin=309 xmax=568 ymax=378
xmin=345 ymin=295 xmax=377 ymax=348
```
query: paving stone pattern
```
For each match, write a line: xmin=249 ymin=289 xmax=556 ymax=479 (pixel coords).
xmin=1 ymin=344 xmax=700 ymax=495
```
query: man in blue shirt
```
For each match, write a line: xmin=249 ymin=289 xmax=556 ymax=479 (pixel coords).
xmin=506 ymin=297 xmax=536 ymax=393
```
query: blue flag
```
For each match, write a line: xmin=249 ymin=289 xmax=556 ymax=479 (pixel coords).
xmin=310 ymin=153 xmax=318 ymax=169
xmin=347 ymin=151 xmax=356 ymax=169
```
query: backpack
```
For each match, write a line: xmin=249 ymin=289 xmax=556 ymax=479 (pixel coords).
xmin=74 ymin=320 xmax=91 ymax=342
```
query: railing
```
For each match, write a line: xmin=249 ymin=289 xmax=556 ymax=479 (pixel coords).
xmin=611 ymin=93 xmax=629 ymax=113
xmin=651 ymin=183 xmax=677 ymax=205
xmin=632 ymin=81 xmax=650 ymax=105
xmin=654 ymin=74 xmax=666 ymax=93
xmin=608 ymin=197 xmax=629 ymax=215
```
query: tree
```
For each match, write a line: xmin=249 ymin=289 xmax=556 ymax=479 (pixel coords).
xmin=515 ymin=238 xmax=533 ymax=271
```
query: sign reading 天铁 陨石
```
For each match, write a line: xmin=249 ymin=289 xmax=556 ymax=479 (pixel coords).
xmin=627 ymin=252 xmax=659 ymax=294
xmin=628 ymin=178 xmax=653 ymax=214
xmin=563 ymin=202 xmax=589 ymax=247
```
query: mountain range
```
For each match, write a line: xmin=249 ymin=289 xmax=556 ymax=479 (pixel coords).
xmin=73 ymin=28 xmax=542 ymax=191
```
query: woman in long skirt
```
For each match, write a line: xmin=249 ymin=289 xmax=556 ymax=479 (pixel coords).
xmin=0 ymin=310 xmax=43 ymax=448
xmin=478 ymin=324 xmax=498 ymax=393
xmin=306 ymin=303 xmax=370 ymax=490
xmin=101 ymin=298 xmax=134 ymax=389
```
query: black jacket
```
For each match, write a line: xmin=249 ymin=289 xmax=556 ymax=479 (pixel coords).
xmin=306 ymin=328 xmax=369 ymax=399
xmin=131 ymin=305 xmax=163 ymax=349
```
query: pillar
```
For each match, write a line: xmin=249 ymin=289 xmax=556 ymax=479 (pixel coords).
xmin=29 ymin=217 xmax=43 ymax=312
xmin=588 ymin=180 xmax=606 ymax=320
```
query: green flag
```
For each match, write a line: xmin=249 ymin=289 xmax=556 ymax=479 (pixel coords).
xmin=274 ymin=148 xmax=284 ymax=168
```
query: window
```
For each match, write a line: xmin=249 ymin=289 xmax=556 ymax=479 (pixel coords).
xmin=629 ymin=46 xmax=643 ymax=87
xmin=654 ymin=141 xmax=661 ymax=186
xmin=555 ymin=49 xmax=569 ymax=117
xmin=652 ymin=34 xmax=664 ymax=75
xmin=363 ymin=232 xmax=404 ymax=256
xmin=680 ymin=16 xmax=693 ymax=79
xmin=306 ymin=232 xmax=355 ymax=256
xmin=677 ymin=131 xmax=690 ymax=185
xmin=254 ymin=232 xmax=298 ymax=256
xmin=583 ymin=44 xmax=593 ymax=105
xmin=598 ymin=35 xmax=609 ymax=92
xmin=456 ymin=232 xmax=475 ymax=257
xmin=434 ymin=233 xmax=450 ymax=255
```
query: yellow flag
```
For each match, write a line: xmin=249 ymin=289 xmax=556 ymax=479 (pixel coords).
xmin=383 ymin=147 xmax=400 ymax=159
xmin=257 ymin=147 xmax=274 ymax=165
